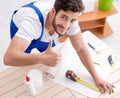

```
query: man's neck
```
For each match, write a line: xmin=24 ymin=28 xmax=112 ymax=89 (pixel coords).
xmin=45 ymin=11 xmax=55 ymax=36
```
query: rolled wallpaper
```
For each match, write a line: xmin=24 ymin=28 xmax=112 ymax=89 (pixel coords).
xmin=44 ymin=38 xmax=71 ymax=79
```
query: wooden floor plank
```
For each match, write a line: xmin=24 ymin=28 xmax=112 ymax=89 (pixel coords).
xmin=16 ymin=80 xmax=57 ymax=98
xmin=36 ymin=80 xmax=57 ymax=94
xmin=0 ymin=67 xmax=22 ymax=79
xmin=34 ymin=84 xmax=67 ymax=98
xmin=0 ymin=65 xmax=41 ymax=87
xmin=0 ymin=75 xmax=24 ymax=96
xmin=70 ymin=96 xmax=76 ymax=98
xmin=52 ymin=89 xmax=73 ymax=98
xmin=0 ymin=66 xmax=43 ymax=95
xmin=0 ymin=74 xmax=47 ymax=98
xmin=70 ymin=89 xmax=87 ymax=98
xmin=1 ymin=84 xmax=26 ymax=98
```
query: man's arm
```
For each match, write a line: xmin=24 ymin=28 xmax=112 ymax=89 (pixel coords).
xmin=69 ymin=32 xmax=99 ymax=80
xmin=4 ymin=36 xmax=61 ymax=67
xmin=69 ymin=32 xmax=114 ymax=94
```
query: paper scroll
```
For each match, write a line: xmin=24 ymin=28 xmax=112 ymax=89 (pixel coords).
xmin=44 ymin=38 xmax=71 ymax=79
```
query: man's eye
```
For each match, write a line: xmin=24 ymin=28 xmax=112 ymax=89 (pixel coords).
xmin=61 ymin=17 xmax=67 ymax=20
xmin=71 ymin=19 xmax=76 ymax=23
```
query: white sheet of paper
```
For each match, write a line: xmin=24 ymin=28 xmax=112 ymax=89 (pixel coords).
xmin=44 ymin=31 xmax=116 ymax=98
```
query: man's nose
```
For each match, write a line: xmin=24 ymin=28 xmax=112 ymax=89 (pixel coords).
xmin=64 ymin=21 xmax=71 ymax=28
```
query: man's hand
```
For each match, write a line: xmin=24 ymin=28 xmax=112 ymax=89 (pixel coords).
xmin=95 ymin=78 xmax=115 ymax=94
xmin=40 ymin=40 xmax=61 ymax=67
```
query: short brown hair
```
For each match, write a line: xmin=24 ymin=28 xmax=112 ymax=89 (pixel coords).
xmin=54 ymin=0 xmax=84 ymax=13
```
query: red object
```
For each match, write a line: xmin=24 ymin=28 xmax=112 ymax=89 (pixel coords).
xmin=26 ymin=75 xmax=30 ymax=82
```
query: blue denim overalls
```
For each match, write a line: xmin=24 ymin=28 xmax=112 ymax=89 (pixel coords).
xmin=10 ymin=2 xmax=55 ymax=53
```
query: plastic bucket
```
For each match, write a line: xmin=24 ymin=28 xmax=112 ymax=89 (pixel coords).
xmin=98 ymin=0 xmax=113 ymax=11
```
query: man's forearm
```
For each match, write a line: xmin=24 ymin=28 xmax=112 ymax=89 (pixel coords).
xmin=78 ymin=49 xmax=99 ymax=80
xmin=4 ymin=50 xmax=41 ymax=66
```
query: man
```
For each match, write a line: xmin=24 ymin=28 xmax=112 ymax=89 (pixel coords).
xmin=4 ymin=0 xmax=114 ymax=94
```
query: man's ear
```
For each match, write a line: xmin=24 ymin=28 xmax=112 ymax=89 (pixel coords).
xmin=51 ymin=8 xmax=56 ymax=14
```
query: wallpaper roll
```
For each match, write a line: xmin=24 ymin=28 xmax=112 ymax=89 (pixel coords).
xmin=44 ymin=38 xmax=71 ymax=79
xmin=45 ymin=65 xmax=61 ymax=79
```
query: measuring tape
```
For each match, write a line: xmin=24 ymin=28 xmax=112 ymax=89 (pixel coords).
xmin=66 ymin=70 xmax=100 ymax=91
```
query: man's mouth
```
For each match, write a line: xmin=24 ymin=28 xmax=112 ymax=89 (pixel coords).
xmin=57 ymin=25 xmax=66 ymax=33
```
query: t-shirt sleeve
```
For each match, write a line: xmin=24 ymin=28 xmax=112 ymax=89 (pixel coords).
xmin=66 ymin=20 xmax=80 ymax=36
xmin=13 ymin=7 xmax=42 ymax=43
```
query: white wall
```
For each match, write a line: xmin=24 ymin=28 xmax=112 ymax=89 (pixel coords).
xmin=0 ymin=0 xmax=35 ymax=29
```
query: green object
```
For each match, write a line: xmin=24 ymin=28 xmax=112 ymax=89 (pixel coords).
xmin=98 ymin=0 xmax=113 ymax=11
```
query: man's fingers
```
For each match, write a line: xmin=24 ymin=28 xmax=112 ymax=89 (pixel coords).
xmin=47 ymin=39 xmax=52 ymax=50
xmin=99 ymin=85 xmax=106 ymax=93
xmin=106 ymin=84 xmax=114 ymax=94
xmin=99 ymin=84 xmax=115 ymax=94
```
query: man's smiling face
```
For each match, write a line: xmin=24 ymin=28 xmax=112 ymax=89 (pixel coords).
xmin=52 ymin=9 xmax=80 ymax=36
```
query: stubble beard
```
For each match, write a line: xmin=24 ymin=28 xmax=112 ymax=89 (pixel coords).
xmin=52 ymin=15 xmax=65 ymax=37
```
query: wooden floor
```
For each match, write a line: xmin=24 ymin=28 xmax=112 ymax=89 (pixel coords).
xmin=0 ymin=64 xmax=88 ymax=98
xmin=0 ymin=64 xmax=120 ymax=98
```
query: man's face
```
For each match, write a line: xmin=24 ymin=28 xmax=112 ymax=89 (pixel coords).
xmin=52 ymin=10 xmax=80 ymax=36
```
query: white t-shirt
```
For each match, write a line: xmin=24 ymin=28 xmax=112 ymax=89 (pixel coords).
xmin=13 ymin=2 xmax=80 ymax=44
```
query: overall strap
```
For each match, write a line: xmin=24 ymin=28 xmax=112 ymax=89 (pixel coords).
xmin=10 ymin=10 xmax=18 ymax=39
xmin=23 ymin=2 xmax=44 ymax=40
xmin=10 ymin=2 xmax=44 ymax=40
